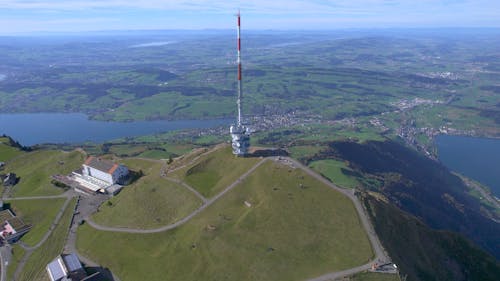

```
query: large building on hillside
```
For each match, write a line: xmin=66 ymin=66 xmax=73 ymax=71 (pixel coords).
xmin=82 ymin=156 xmax=128 ymax=185
xmin=71 ymin=156 xmax=129 ymax=194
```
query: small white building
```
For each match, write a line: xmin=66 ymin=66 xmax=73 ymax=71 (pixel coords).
xmin=82 ymin=156 xmax=128 ymax=186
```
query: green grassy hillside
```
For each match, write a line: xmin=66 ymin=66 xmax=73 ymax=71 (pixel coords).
xmin=92 ymin=158 xmax=203 ymax=229
xmin=169 ymin=146 xmax=260 ymax=197
xmin=7 ymin=198 xmax=66 ymax=246
xmin=18 ymin=199 xmax=77 ymax=281
xmin=0 ymin=136 xmax=24 ymax=162
xmin=77 ymin=160 xmax=373 ymax=281
xmin=4 ymin=150 xmax=84 ymax=197
xmin=309 ymin=159 xmax=360 ymax=189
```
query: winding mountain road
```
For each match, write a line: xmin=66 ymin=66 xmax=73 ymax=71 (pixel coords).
xmin=2 ymin=152 xmax=390 ymax=281
xmin=85 ymin=155 xmax=390 ymax=280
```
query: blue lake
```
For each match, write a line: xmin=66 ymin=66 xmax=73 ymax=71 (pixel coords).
xmin=0 ymin=113 xmax=231 ymax=146
xmin=435 ymin=135 xmax=500 ymax=197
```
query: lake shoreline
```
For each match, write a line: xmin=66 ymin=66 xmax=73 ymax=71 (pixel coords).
xmin=0 ymin=113 xmax=231 ymax=147
xmin=435 ymin=134 xmax=500 ymax=197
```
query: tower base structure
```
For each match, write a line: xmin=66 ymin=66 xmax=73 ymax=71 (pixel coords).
xmin=230 ymin=124 xmax=250 ymax=156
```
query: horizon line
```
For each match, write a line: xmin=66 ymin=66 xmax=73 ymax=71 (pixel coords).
xmin=2 ymin=26 xmax=500 ymax=37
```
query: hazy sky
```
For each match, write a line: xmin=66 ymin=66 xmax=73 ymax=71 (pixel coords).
xmin=1 ymin=0 xmax=499 ymax=34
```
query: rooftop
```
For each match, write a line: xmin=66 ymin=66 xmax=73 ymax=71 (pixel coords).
xmin=62 ymin=253 xmax=83 ymax=272
xmin=47 ymin=257 xmax=66 ymax=281
xmin=0 ymin=209 xmax=14 ymax=222
xmin=0 ymin=209 xmax=31 ymax=233
xmin=84 ymin=156 xmax=119 ymax=174
xmin=7 ymin=217 xmax=31 ymax=233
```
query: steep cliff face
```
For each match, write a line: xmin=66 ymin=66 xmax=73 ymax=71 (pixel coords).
xmin=323 ymin=140 xmax=499 ymax=258
xmin=361 ymin=192 xmax=500 ymax=281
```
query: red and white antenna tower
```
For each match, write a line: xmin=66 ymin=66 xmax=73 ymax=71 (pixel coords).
xmin=236 ymin=10 xmax=242 ymax=127
xmin=230 ymin=10 xmax=250 ymax=156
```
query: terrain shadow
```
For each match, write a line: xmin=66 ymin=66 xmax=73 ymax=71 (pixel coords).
xmin=247 ymin=148 xmax=288 ymax=158
xmin=84 ymin=266 xmax=116 ymax=281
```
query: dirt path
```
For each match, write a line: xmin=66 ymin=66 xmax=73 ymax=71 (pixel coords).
xmin=2 ymin=190 xmax=73 ymax=201
xmin=84 ymin=155 xmax=391 ymax=280
xmin=13 ymin=152 xmax=391 ymax=281
xmin=18 ymin=197 xmax=73 ymax=251
xmin=85 ymin=158 xmax=267 ymax=234
xmin=165 ymin=144 xmax=225 ymax=174
xmin=162 ymin=176 xmax=208 ymax=203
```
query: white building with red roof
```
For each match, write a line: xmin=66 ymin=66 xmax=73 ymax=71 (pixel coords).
xmin=71 ymin=157 xmax=128 ymax=194
xmin=82 ymin=156 xmax=128 ymax=186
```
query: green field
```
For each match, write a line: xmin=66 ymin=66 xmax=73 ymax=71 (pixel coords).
xmin=92 ymin=158 xmax=203 ymax=229
xmin=4 ymin=150 xmax=84 ymax=197
xmin=108 ymin=144 xmax=147 ymax=157
xmin=7 ymin=198 xmax=66 ymax=246
xmin=17 ymin=198 xmax=76 ymax=281
xmin=77 ymin=160 xmax=373 ymax=281
xmin=170 ymin=146 xmax=260 ymax=197
xmin=137 ymin=149 xmax=171 ymax=159
xmin=287 ymin=145 xmax=326 ymax=160
xmin=0 ymin=137 xmax=23 ymax=162
xmin=309 ymin=159 xmax=360 ymax=189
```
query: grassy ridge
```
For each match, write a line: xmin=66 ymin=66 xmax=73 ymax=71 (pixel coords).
xmin=0 ymin=137 xmax=24 ymax=162
xmin=170 ymin=146 xmax=260 ymax=197
xmin=92 ymin=158 xmax=203 ymax=229
xmin=7 ymin=198 xmax=66 ymax=246
xmin=77 ymin=160 xmax=373 ymax=281
xmin=4 ymin=150 xmax=84 ymax=197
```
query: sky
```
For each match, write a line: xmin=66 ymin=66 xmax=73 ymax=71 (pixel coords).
xmin=1 ymin=0 xmax=499 ymax=34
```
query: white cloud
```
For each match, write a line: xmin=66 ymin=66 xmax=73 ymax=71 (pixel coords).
xmin=0 ymin=0 xmax=498 ymax=33
xmin=1 ymin=0 xmax=498 ymax=16
xmin=0 ymin=0 xmax=494 ymax=11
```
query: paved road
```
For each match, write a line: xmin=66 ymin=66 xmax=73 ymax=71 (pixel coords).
xmin=86 ymin=158 xmax=267 ymax=234
xmin=0 ymin=245 xmax=11 ymax=281
xmin=64 ymin=196 xmax=122 ymax=281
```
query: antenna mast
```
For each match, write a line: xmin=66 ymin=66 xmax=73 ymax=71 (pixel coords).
xmin=236 ymin=10 xmax=242 ymax=127
xmin=229 ymin=11 xmax=250 ymax=156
